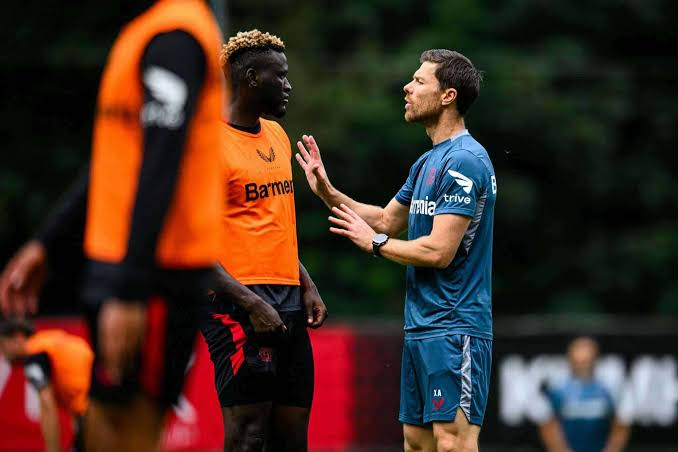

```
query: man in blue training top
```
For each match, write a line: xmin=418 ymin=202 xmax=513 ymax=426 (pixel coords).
xmin=535 ymin=337 xmax=632 ymax=452
xmin=296 ymin=49 xmax=495 ymax=452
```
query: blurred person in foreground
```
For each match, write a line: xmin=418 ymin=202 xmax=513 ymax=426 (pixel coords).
xmin=535 ymin=337 xmax=632 ymax=452
xmin=201 ymin=30 xmax=327 ymax=452
xmin=296 ymin=50 xmax=495 ymax=452
xmin=0 ymin=0 xmax=226 ymax=450
xmin=0 ymin=319 xmax=93 ymax=452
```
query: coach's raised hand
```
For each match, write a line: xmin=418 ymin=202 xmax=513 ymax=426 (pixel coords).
xmin=295 ymin=135 xmax=335 ymax=205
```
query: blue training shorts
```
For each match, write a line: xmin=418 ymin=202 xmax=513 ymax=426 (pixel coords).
xmin=399 ymin=334 xmax=492 ymax=426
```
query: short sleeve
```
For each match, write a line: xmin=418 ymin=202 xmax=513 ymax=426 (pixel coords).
xmin=395 ymin=155 xmax=427 ymax=206
xmin=24 ymin=352 xmax=51 ymax=391
xmin=434 ymin=151 xmax=488 ymax=217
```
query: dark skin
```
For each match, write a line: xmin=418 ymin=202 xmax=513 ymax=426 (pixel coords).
xmin=217 ymin=48 xmax=327 ymax=452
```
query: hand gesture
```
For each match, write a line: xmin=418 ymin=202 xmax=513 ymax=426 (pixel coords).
xmin=0 ymin=240 xmax=47 ymax=317
xmin=329 ymin=204 xmax=376 ymax=253
xmin=295 ymin=135 xmax=333 ymax=200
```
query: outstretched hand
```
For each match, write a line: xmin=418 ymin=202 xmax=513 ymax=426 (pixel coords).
xmin=328 ymin=204 xmax=376 ymax=253
xmin=295 ymin=135 xmax=333 ymax=200
xmin=0 ymin=240 xmax=47 ymax=317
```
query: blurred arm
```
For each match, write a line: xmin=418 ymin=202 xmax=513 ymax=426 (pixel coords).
xmin=602 ymin=419 xmax=631 ymax=452
xmin=0 ymin=168 xmax=89 ymax=316
xmin=38 ymin=385 xmax=61 ymax=452
xmin=34 ymin=167 xmax=89 ymax=259
xmin=538 ymin=418 xmax=572 ymax=452
xmin=24 ymin=353 xmax=59 ymax=452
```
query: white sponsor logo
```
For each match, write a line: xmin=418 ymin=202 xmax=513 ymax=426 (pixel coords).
xmin=561 ymin=398 xmax=610 ymax=420
xmin=491 ymin=175 xmax=497 ymax=194
xmin=410 ymin=196 xmax=436 ymax=216
xmin=448 ymin=170 xmax=473 ymax=194
xmin=499 ymin=354 xmax=678 ymax=427
xmin=141 ymin=66 xmax=188 ymax=129
xmin=444 ymin=193 xmax=471 ymax=205
xmin=24 ymin=363 xmax=45 ymax=386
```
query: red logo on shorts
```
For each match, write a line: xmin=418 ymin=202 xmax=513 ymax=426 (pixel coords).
xmin=432 ymin=397 xmax=445 ymax=410
xmin=258 ymin=347 xmax=273 ymax=363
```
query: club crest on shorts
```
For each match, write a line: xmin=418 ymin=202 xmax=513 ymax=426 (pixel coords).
xmin=258 ymin=347 xmax=273 ymax=363
xmin=432 ymin=388 xmax=445 ymax=410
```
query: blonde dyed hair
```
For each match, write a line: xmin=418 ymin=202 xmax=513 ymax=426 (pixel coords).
xmin=220 ymin=29 xmax=285 ymax=69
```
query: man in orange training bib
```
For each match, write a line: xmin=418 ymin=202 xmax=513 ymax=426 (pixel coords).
xmin=200 ymin=30 xmax=328 ymax=452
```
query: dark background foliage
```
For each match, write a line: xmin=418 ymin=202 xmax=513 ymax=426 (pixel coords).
xmin=1 ymin=0 xmax=676 ymax=317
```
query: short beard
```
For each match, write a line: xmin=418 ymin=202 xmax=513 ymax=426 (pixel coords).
xmin=405 ymin=107 xmax=440 ymax=127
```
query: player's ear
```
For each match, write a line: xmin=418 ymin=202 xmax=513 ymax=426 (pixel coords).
xmin=245 ymin=67 xmax=258 ymax=88
xmin=441 ymin=87 xmax=457 ymax=106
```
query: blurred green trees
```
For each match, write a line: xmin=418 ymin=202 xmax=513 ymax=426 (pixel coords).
xmin=1 ymin=0 xmax=676 ymax=316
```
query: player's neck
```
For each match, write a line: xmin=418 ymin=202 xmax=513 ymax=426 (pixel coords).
xmin=425 ymin=112 xmax=466 ymax=146
xmin=229 ymin=101 xmax=262 ymax=129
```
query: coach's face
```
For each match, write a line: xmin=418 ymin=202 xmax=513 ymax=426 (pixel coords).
xmin=256 ymin=50 xmax=292 ymax=118
xmin=403 ymin=61 xmax=444 ymax=124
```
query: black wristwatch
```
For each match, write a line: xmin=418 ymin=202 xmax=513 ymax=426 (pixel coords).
xmin=372 ymin=233 xmax=389 ymax=257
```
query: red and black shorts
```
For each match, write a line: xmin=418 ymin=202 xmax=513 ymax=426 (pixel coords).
xmin=85 ymin=293 xmax=201 ymax=409
xmin=200 ymin=300 xmax=314 ymax=408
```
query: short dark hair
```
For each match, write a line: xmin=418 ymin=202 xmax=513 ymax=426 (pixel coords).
xmin=0 ymin=318 xmax=35 ymax=337
xmin=420 ymin=49 xmax=482 ymax=116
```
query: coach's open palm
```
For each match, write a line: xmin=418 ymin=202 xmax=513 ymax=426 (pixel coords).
xmin=295 ymin=135 xmax=333 ymax=200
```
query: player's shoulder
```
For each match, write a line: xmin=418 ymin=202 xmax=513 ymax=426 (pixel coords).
xmin=443 ymin=137 xmax=493 ymax=176
xmin=261 ymin=118 xmax=290 ymax=140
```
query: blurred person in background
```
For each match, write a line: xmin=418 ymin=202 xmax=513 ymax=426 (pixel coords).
xmin=0 ymin=0 xmax=226 ymax=450
xmin=0 ymin=318 xmax=93 ymax=452
xmin=296 ymin=49 xmax=494 ymax=452
xmin=201 ymin=29 xmax=327 ymax=452
xmin=535 ymin=336 xmax=632 ymax=452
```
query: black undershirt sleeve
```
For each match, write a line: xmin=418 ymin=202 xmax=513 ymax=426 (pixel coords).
xmin=24 ymin=352 xmax=52 ymax=391
xmin=115 ymin=30 xmax=206 ymax=300
xmin=34 ymin=167 xmax=88 ymax=273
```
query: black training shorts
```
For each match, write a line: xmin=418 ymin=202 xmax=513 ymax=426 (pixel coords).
xmin=86 ymin=292 xmax=201 ymax=409
xmin=200 ymin=300 xmax=314 ymax=408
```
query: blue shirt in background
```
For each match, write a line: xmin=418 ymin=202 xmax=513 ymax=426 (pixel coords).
xmin=547 ymin=376 xmax=615 ymax=452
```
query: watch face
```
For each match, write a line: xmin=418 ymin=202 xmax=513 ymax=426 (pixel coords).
xmin=373 ymin=233 xmax=389 ymax=245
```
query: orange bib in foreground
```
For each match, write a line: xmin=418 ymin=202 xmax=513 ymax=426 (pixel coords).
xmin=85 ymin=0 xmax=224 ymax=268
